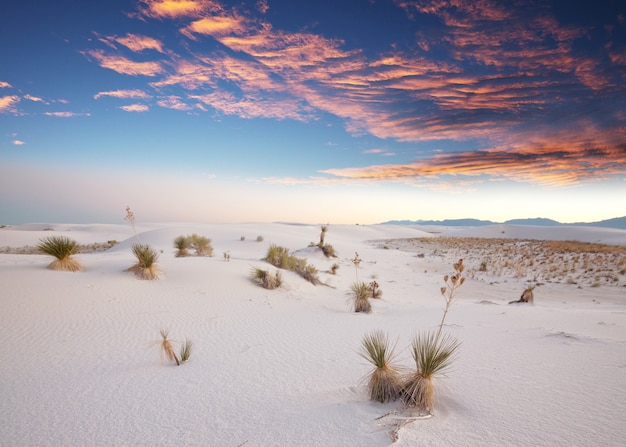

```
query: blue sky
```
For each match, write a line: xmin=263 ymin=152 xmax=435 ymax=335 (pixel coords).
xmin=1 ymin=0 xmax=625 ymax=225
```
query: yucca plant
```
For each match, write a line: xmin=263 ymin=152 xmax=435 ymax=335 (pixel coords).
xmin=402 ymin=332 xmax=460 ymax=410
xmin=350 ymin=281 xmax=371 ymax=313
xmin=189 ymin=234 xmax=213 ymax=256
xmin=159 ymin=329 xmax=180 ymax=366
xmin=265 ymin=244 xmax=290 ymax=268
xmin=127 ymin=243 xmax=161 ymax=280
xmin=37 ymin=236 xmax=83 ymax=272
xmin=250 ymin=267 xmax=282 ymax=289
xmin=360 ymin=330 xmax=403 ymax=403
xmin=180 ymin=339 xmax=193 ymax=363
xmin=174 ymin=235 xmax=191 ymax=257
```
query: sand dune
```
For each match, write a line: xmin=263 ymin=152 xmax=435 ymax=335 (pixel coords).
xmin=1 ymin=222 xmax=624 ymax=446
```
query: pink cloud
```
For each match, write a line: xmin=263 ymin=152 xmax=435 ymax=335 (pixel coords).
xmin=12 ymin=140 xmax=25 ymax=145
xmin=85 ymin=50 xmax=164 ymax=76
xmin=112 ymin=34 xmax=164 ymax=53
xmin=44 ymin=112 xmax=90 ymax=118
xmin=119 ymin=104 xmax=150 ymax=112
xmin=0 ymin=81 xmax=13 ymax=88
xmin=0 ymin=95 xmax=20 ymax=113
xmin=94 ymin=89 xmax=151 ymax=100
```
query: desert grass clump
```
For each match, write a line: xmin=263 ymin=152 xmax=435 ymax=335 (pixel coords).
xmin=368 ymin=280 xmax=382 ymax=299
xmin=360 ymin=330 xmax=403 ymax=403
xmin=180 ymin=339 xmax=193 ymax=363
xmin=174 ymin=235 xmax=191 ymax=257
xmin=159 ymin=329 xmax=180 ymax=366
xmin=264 ymin=244 xmax=320 ymax=285
xmin=402 ymin=332 xmax=460 ymax=410
xmin=189 ymin=234 xmax=213 ymax=256
xmin=351 ymin=281 xmax=372 ymax=313
xmin=330 ymin=263 xmax=339 ymax=274
xmin=509 ymin=285 xmax=535 ymax=304
xmin=250 ymin=267 xmax=283 ymax=289
xmin=128 ymin=243 xmax=161 ymax=280
xmin=37 ymin=236 xmax=83 ymax=272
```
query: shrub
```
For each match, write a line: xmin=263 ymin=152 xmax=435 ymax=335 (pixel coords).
xmin=264 ymin=244 xmax=320 ymax=285
xmin=127 ymin=243 xmax=161 ymax=280
xmin=402 ymin=332 xmax=460 ymax=410
xmin=360 ymin=330 xmax=403 ymax=403
xmin=189 ymin=234 xmax=213 ymax=256
xmin=37 ymin=236 xmax=83 ymax=272
xmin=321 ymin=244 xmax=336 ymax=258
xmin=330 ymin=263 xmax=339 ymax=275
xmin=350 ymin=281 xmax=371 ymax=313
xmin=256 ymin=235 xmax=264 ymax=242
xmin=174 ymin=235 xmax=191 ymax=257
xmin=250 ymin=267 xmax=283 ymax=289
xmin=368 ymin=281 xmax=382 ymax=299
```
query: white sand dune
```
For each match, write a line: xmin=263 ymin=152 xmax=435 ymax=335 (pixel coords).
xmin=1 ymin=222 xmax=625 ymax=446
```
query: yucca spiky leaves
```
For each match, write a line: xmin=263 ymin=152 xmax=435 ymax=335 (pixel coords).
xmin=37 ymin=236 xmax=83 ymax=272
xmin=402 ymin=331 xmax=460 ymax=410
xmin=351 ymin=281 xmax=371 ymax=313
xmin=127 ymin=243 xmax=161 ymax=280
xmin=360 ymin=330 xmax=402 ymax=403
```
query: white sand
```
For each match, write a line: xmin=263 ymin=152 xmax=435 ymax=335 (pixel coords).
xmin=1 ymin=222 xmax=625 ymax=446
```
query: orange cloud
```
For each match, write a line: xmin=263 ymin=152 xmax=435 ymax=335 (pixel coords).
xmin=156 ymin=96 xmax=191 ymax=111
xmin=182 ymin=15 xmax=246 ymax=38
xmin=94 ymin=89 xmax=151 ymax=100
xmin=0 ymin=81 xmax=13 ymax=88
xmin=138 ymin=0 xmax=219 ymax=18
xmin=113 ymin=34 xmax=164 ymax=52
xmin=85 ymin=50 xmax=163 ymax=76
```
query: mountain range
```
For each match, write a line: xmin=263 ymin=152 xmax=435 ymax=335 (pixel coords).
xmin=382 ymin=216 xmax=626 ymax=229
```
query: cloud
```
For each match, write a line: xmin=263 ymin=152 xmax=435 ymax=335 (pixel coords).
xmin=94 ymin=89 xmax=151 ymax=100
xmin=0 ymin=81 xmax=11 ymax=88
xmin=110 ymin=33 xmax=165 ymax=53
xmin=44 ymin=112 xmax=91 ymax=118
xmin=138 ymin=0 xmax=220 ymax=19
xmin=182 ymin=15 xmax=247 ymax=39
xmin=12 ymin=140 xmax=25 ymax=145
xmin=156 ymin=96 xmax=191 ymax=111
xmin=24 ymin=94 xmax=45 ymax=102
xmin=119 ymin=104 xmax=149 ymax=112
xmin=0 ymin=95 xmax=20 ymax=113
xmin=84 ymin=50 xmax=164 ymax=76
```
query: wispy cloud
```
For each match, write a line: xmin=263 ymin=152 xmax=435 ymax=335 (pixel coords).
xmin=44 ymin=112 xmax=91 ymax=118
xmin=94 ymin=89 xmax=151 ymax=100
xmin=0 ymin=95 xmax=20 ymax=113
xmin=0 ymin=81 xmax=13 ymax=88
xmin=12 ymin=140 xmax=26 ymax=145
xmin=119 ymin=104 xmax=149 ymax=112
xmin=84 ymin=50 xmax=164 ymax=76
xmin=111 ymin=33 xmax=164 ymax=52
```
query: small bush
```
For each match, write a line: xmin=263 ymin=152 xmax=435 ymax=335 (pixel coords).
xmin=180 ymin=339 xmax=193 ymax=362
xmin=37 ymin=236 xmax=83 ymax=272
xmin=256 ymin=235 xmax=264 ymax=242
xmin=330 ymin=263 xmax=339 ymax=274
xmin=128 ymin=243 xmax=161 ymax=280
xmin=159 ymin=329 xmax=180 ymax=366
xmin=189 ymin=234 xmax=213 ymax=256
xmin=174 ymin=235 xmax=191 ymax=257
xmin=264 ymin=244 xmax=320 ymax=285
xmin=402 ymin=332 xmax=460 ymax=410
xmin=250 ymin=267 xmax=283 ymax=289
xmin=360 ymin=330 xmax=403 ymax=403
xmin=350 ymin=281 xmax=372 ymax=313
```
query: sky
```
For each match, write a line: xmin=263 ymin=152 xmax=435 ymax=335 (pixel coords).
xmin=1 ymin=0 xmax=625 ymax=225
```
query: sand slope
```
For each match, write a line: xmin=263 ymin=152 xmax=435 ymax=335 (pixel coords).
xmin=1 ymin=223 xmax=625 ymax=446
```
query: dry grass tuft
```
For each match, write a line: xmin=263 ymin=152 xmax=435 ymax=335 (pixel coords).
xmin=402 ymin=332 xmax=460 ymax=410
xmin=159 ymin=329 xmax=180 ymax=366
xmin=250 ymin=267 xmax=283 ymax=289
xmin=37 ymin=236 xmax=83 ymax=272
xmin=351 ymin=281 xmax=372 ymax=313
xmin=360 ymin=330 xmax=403 ymax=403
xmin=127 ymin=243 xmax=161 ymax=280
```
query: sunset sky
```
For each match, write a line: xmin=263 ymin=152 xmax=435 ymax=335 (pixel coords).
xmin=1 ymin=0 xmax=625 ymax=225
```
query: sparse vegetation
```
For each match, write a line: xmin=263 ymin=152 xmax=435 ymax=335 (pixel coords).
xmin=360 ymin=330 xmax=403 ymax=403
xmin=350 ymin=281 xmax=372 ymax=313
xmin=174 ymin=235 xmax=191 ymax=257
xmin=256 ymin=235 xmax=264 ymax=242
xmin=264 ymin=244 xmax=320 ymax=285
xmin=402 ymin=332 xmax=460 ymax=410
xmin=37 ymin=236 xmax=83 ymax=272
xmin=189 ymin=234 xmax=213 ymax=256
xmin=368 ymin=280 xmax=382 ymax=299
xmin=250 ymin=267 xmax=283 ymax=289
xmin=180 ymin=339 xmax=193 ymax=363
xmin=127 ymin=243 xmax=161 ymax=280
xmin=159 ymin=329 xmax=180 ymax=366
xmin=330 ymin=263 xmax=339 ymax=275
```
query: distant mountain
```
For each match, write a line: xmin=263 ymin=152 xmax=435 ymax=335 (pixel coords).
xmin=504 ymin=218 xmax=561 ymax=226
xmin=382 ymin=216 xmax=626 ymax=229
xmin=384 ymin=218 xmax=493 ymax=226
